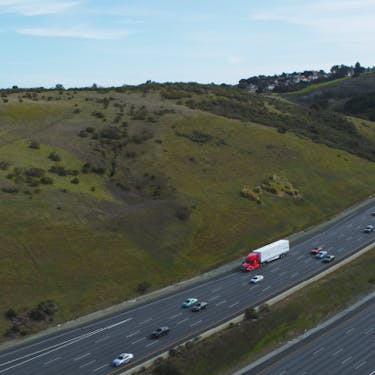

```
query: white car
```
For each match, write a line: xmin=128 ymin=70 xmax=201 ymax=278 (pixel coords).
xmin=250 ymin=275 xmax=264 ymax=284
xmin=112 ymin=353 xmax=134 ymax=367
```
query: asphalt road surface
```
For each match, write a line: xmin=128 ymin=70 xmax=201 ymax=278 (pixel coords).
xmin=241 ymin=294 xmax=375 ymax=375
xmin=1 ymin=203 xmax=375 ymax=375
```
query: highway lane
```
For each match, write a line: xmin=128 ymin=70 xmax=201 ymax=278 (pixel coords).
xmin=244 ymin=295 xmax=375 ymax=375
xmin=1 ymin=202 xmax=375 ymax=375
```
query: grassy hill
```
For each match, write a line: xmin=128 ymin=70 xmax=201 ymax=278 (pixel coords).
xmin=284 ymin=72 xmax=375 ymax=118
xmin=1 ymin=85 xmax=375 ymax=338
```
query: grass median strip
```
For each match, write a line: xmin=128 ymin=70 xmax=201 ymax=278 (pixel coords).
xmin=147 ymin=248 xmax=375 ymax=375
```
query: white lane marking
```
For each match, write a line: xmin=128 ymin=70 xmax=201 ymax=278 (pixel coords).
xmin=126 ymin=330 xmax=140 ymax=338
xmin=0 ymin=317 xmax=133 ymax=373
xmin=177 ymin=318 xmax=189 ymax=325
xmin=131 ymin=337 xmax=146 ymax=345
xmin=336 ymin=247 xmax=344 ymax=252
xmin=279 ymin=271 xmax=286 ymax=276
xmin=212 ymin=287 xmax=222 ymax=293
xmin=139 ymin=318 xmax=153 ymax=325
xmin=229 ymin=302 xmax=239 ymax=308
xmin=169 ymin=313 xmax=183 ymax=320
xmin=296 ymin=255 xmax=304 ymax=260
xmin=262 ymin=286 xmax=271 ymax=292
xmin=145 ymin=341 xmax=158 ymax=348
xmin=74 ymin=353 xmax=91 ymax=361
xmin=215 ymin=300 xmax=226 ymax=307
xmin=94 ymin=335 xmax=110 ymax=344
xmin=291 ymin=272 xmax=299 ymax=278
xmin=313 ymin=347 xmax=324 ymax=356
xmin=43 ymin=357 xmax=61 ymax=365
xmin=277 ymin=371 xmax=286 ymax=375
xmin=364 ymin=327 xmax=374 ymax=335
xmin=354 ymin=361 xmax=366 ymax=370
xmin=79 ymin=360 xmax=96 ymax=368
xmin=190 ymin=320 xmax=202 ymax=327
xmin=346 ymin=223 xmax=353 ymax=228
xmin=345 ymin=327 xmax=354 ymax=334
xmin=270 ymin=267 xmax=280 ymax=273
xmin=93 ymin=364 xmax=108 ymax=372
xmin=338 ymin=233 xmax=345 ymax=238
xmin=341 ymin=356 xmax=352 ymax=365
xmin=208 ymin=295 xmax=220 ymax=302
xmin=332 ymin=348 xmax=343 ymax=356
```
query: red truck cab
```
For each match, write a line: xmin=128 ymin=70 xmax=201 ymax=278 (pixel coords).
xmin=240 ymin=252 xmax=260 ymax=271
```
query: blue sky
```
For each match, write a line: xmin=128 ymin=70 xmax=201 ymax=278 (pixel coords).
xmin=1 ymin=0 xmax=374 ymax=88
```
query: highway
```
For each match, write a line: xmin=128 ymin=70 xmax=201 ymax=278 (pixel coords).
xmin=241 ymin=294 xmax=375 ymax=375
xmin=1 ymin=202 xmax=375 ymax=375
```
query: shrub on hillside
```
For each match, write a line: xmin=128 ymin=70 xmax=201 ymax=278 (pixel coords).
xmin=48 ymin=152 xmax=61 ymax=162
xmin=29 ymin=141 xmax=40 ymax=149
xmin=24 ymin=168 xmax=45 ymax=178
xmin=240 ymin=186 xmax=262 ymax=204
xmin=4 ymin=308 xmax=17 ymax=320
xmin=2 ymin=187 xmax=18 ymax=194
xmin=40 ymin=176 xmax=53 ymax=185
xmin=175 ymin=206 xmax=190 ymax=221
xmin=70 ymin=177 xmax=79 ymax=184
xmin=0 ymin=161 xmax=10 ymax=170
xmin=136 ymin=281 xmax=151 ymax=294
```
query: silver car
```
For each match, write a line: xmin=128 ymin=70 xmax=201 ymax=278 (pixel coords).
xmin=112 ymin=353 xmax=134 ymax=367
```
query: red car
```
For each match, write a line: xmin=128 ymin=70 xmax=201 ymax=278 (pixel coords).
xmin=311 ymin=246 xmax=323 ymax=255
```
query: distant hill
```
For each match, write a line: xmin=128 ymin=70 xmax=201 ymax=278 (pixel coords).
xmin=1 ymin=83 xmax=375 ymax=339
xmin=284 ymin=72 xmax=375 ymax=119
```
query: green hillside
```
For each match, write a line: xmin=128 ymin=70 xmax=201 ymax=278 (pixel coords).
xmin=284 ymin=72 xmax=375 ymax=115
xmin=1 ymin=85 xmax=375 ymax=338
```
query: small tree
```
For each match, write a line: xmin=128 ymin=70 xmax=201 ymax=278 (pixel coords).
xmin=48 ymin=152 xmax=61 ymax=162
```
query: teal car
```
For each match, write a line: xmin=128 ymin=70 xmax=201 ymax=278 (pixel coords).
xmin=182 ymin=298 xmax=198 ymax=308
xmin=315 ymin=250 xmax=328 ymax=259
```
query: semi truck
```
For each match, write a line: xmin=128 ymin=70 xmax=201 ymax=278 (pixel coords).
xmin=240 ymin=239 xmax=289 ymax=271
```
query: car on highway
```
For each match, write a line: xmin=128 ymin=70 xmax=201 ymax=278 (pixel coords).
xmin=112 ymin=353 xmax=134 ymax=367
xmin=363 ymin=224 xmax=374 ymax=233
xmin=150 ymin=326 xmax=170 ymax=338
xmin=323 ymin=255 xmax=335 ymax=263
xmin=371 ymin=212 xmax=375 ymax=216
xmin=191 ymin=301 xmax=208 ymax=311
xmin=182 ymin=298 xmax=198 ymax=308
xmin=315 ymin=250 xmax=328 ymax=259
xmin=250 ymin=275 xmax=264 ymax=284
xmin=311 ymin=246 xmax=323 ymax=255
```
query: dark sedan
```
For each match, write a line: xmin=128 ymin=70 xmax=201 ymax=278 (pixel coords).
xmin=151 ymin=326 xmax=170 ymax=338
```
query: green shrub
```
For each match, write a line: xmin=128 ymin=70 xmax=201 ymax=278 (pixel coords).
xmin=40 ymin=176 xmax=53 ymax=185
xmin=48 ymin=152 xmax=61 ymax=162
xmin=4 ymin=308 xmax=17 ymax=320
xmin=240 ymin=186 xmax=262 ymax=204
xmin=29 ymin=141 xmax=40 ymax=149
xmin=24 ymin=168 xmax=45 ymax=178
xmin=136 ymin=281 xmax=151 ymax=294
xmin=175 ymin=206 xmax=190 ymax=221
xmin=0 ymin=161 xmax=10 ymax=170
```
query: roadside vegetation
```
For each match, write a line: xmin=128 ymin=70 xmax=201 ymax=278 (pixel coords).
xmin=1 ymin=81 xmax=375 ymax=339
xmin=148 ymin=249 xmax=375 ymax=375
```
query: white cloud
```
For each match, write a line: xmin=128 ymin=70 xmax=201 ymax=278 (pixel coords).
xmin=17 ymin=26 xmax=130 ymax=39
xmin=251 ymin=0 xmax=375 ymax=48
xmin=252 ymin=0 xmax=375 ymax=31
xmin=0 ymin=0 xmax=80 ymax=16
